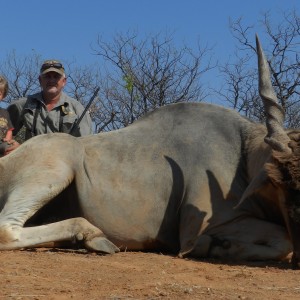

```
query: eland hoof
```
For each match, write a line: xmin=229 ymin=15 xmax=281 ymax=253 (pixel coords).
xmin=85 ymin=236 xmax=120 ymax=254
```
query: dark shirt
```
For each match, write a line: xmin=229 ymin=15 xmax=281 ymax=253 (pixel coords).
xmin=0 ymin=108 xmax=13 ymax=140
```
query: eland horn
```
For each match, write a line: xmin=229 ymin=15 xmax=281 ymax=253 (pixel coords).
xmin=256 ymin=34 xmax=291 ymax=153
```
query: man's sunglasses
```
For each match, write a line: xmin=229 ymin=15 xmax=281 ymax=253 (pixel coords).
xmin=40 ymin=63 xmax=64 ymax=71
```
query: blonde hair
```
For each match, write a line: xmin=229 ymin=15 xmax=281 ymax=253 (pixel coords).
xmin=0 ymin=76 xmax=8 ymax=98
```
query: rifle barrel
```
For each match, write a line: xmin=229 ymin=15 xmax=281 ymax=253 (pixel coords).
xmin=69 ymin=87 xmax=100 ymax=135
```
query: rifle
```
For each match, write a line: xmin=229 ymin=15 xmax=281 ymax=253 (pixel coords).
xmin=69 ymin=87 xmax=100 ymax=135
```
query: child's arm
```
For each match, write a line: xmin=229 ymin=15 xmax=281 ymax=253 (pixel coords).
xmin=5 ymin=129 xmax=13 ymax=141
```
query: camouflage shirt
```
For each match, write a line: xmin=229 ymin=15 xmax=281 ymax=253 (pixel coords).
xmin=8 ymin=92 xmax=93 ymax=141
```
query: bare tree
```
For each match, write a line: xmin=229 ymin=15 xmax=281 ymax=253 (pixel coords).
xmin=0 ymin=50 xmax=42 ymax=103
xmin=0 ymin=31 xmax=215 ymax=134
xmin=65 ymin=63 xmax=101 ymax=104
xmin=92 ymin=30 xmax=215 ymax=132
xmin=217 ymin=9 xmax=300 ymax=127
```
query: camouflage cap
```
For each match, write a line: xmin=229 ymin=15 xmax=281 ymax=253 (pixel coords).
xmin=40 ymin=59 xmax=65 ymax=76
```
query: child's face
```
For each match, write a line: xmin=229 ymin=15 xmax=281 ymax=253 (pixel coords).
xmin=0 ymin=90 xmax=3 ymax=100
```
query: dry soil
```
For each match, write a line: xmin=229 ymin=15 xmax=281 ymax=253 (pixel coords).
xmin=1 ymin=248 xmax=300 ymax=299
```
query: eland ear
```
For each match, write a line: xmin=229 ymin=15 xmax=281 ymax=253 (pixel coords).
xmin=234 ymin=168 xmax=270 ymax=209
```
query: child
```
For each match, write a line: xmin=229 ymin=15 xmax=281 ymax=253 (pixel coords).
xmin=0 ymin=76 xmax=13 ymax=155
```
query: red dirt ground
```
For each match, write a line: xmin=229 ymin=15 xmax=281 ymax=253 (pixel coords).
xmin=1 ymin=249 xmax=300 ymax=299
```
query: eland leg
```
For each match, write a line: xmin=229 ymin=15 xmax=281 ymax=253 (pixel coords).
xmin=0 ymin=217 xmax=119 ymax=253
xmin=195 ymin=218 xmax=292 ymax=261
